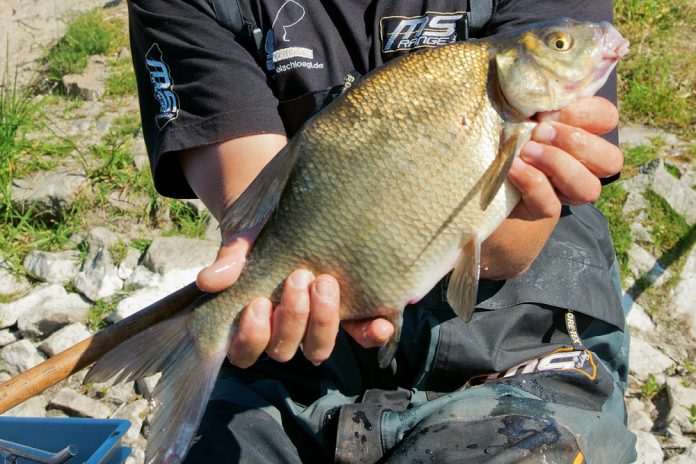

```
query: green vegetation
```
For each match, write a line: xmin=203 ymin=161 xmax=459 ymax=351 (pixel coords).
xmin=595 ymin=182 xmax=632 ymax=282
xmin=690 ymin=405 xmax=696 ymax=425
xmin=643 ymin=189 xmax=690 ymax=256
xmin=44 ymin=10 xmax=126 ymax=82
xmin=614 ymin=0 xmax=696 ymax=138
xmin=106 ymin=55 xmax=138 ymax=97
xmin=166 ymin=200 xmax=209 ymax=239
xmin=640 ymin=374 xmax=664 ymax=401
xmin=87 ymin=298 xmax=115 ymax=331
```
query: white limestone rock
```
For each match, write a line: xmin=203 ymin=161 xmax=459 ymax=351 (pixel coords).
xmin=633 ymin=430 xmax=664 ymax=464
xmin=112 ymin=399 xmax=149 ymax=442
xmin=666 ymin=378 xmax=696 ymax=435
xmin=0 ymin=329 xmax=18 ymax=348
xmin=0 ymin=284 xmax=66 ymax=329
xmin=626 ymin=397 xmax=655 ymax=433
xmin=23 ymin=250 xmax=80 ymax=284
xmin=143 ymin=236 xmax=217 ymax=276
xmin=1 ymin=339 xmax=45 ymax=375
xmin=73 ymin=228 xmax=124 ymax=301
xmin=0 ymin=260 xmax=30 ymax=298
xmin=672 ymin=246 xmax=696 ymax=338
xmin=664 ymin=444 xmax=696 ymax=463
xmin=16 ymin=289 xmax=90 ymax=338
xmin=49 ymin=388 xmax=114 ymax=419
xmin=135 ymin=373 xmax=161 ymax=401
xmin=39 ymin=323 xmax=92 ymax=357
xmin=629 ymin=337 xmax=674 ymax=381
xmin=1 ymin=395 xmax=48 ymax=417
xmin=11 ymin=171 xmax=87 ymax=217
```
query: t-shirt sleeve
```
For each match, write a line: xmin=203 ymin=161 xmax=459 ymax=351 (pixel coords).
xmin=129 ymin=0 xmax=286 ymax=198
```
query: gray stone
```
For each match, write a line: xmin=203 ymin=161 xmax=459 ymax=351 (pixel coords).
xmin=143 ymin=236 xmax=218 ymax=276
xmin=109 ymin=270 xmax=196 ymax=322
xmin=102 ymin=381 xmax=136 ymax=406
xmin=631 ymin=222 xmax=653 ymax=244
xmin=0 ymin=372 xmax=10 ymax=383
xmin=1 ymin=395 xmax=48 ymax=417
xmin=624 ymin=296 xmax=656 ymax=333
xmin=619 ymin=124 xmax=680 ymax=148
xmin=124 ymin=265 xmax=161 ymax=289
xmin=0 ymin=329 xmax=18 ymax=348
xmin=629 ymin=337 xmax=674 ymax=381
xmin=634 ymin=430 xmax=664 ymax=464
xmin=627 ymin=244 xmax=670 ymax=286
xmin=627 ymin=397 xmax=655 ymax=433
xmin=623 ymin=191 xmax=648 ymax=216
xmin=666 ymin=378 xmax=696 ymax=435
xmin=61 ymin=55 xmax=107 ymax=101
xmin=664 ymin=444 xmax=696 ymax=464
xmin=23 ymin=250 xmax=80 ymax=284
xmin=11 ymin=170 xmax=87 ymax=217
xmin=16 ymin=289 xmax=90 ymax=338
xmin=49 ymin=388 xmax=114 ymax=419
xmin=1 ymin=339 xmax=45 ymax=375
xmin=126 ymin=446 xmax=146 ymax=464
xmin=131 ymin=137 xmax=149 ymax=171
xmin=111 ymin=399 xmax=149 ymax=442
xmin=135 ymin=373 xmax=161 ymax=401
xmin=648 ymin=160 xmax=696 ymax=224
xmin=39 ymin=323 xmax=92 ymax=357
xmin=0 ymin=284 xmax=66 ymax=329
xmin=0 ymin=260 xmax=30 ymax=298
xmin=672 ymin=246 xmax=696 ymax=338
xmin=73 ymin=228 xmax=124 ymax=301
xmin=116 ymin=247 xmax=142 ymax=281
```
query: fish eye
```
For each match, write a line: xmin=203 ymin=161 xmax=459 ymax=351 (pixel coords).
xmin=545 ymin=31 xmax=573 ymax=51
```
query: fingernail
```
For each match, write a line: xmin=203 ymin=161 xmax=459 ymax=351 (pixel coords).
xmin=290 ymin=270 xmax=314 ymax=289
xmin=315 ymin=279 xmax=337 ymax=298
xmin=535 ymin=122 xmax=556 ymax=142
xmin=252 ymin=299 xmax=271 ymax=321
xmin=521 ymin=141 xmax=544 ymax=160
xmin=510 ymin=156 xmax=525 ymax=172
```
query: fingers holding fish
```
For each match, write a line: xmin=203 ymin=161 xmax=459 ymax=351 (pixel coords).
xmin=537 ymin=96 xmax=619 ymax=135
xmin=507 ymin=156 xmax=562 ymax=220
xmin=196 ymin=231 xmax=256 ymax=293
xmin=342 ymin=318 xmax=394 ymax=349
xmin=227 ymin=298 xmax=272 ymax=368
xmin=302 ymin=276 xmax=341 ymax=365
xmin=519 ymin=140 xmax=602 ymax=205
xmin=267 ymin=269 xmax=315 ymax=362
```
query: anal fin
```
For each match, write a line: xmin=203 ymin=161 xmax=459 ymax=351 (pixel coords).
xmin=377 ymin=312 xmax=403 ymax=372
xmin=446 ymin=235 xmax=481 ymax=323
xmin=85 ymin=314 xmax=228 ymax=464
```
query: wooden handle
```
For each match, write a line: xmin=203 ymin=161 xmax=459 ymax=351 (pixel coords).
xmin=0 ymin=282 xmax=204 ymax=414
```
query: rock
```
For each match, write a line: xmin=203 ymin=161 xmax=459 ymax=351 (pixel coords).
xmin=623 ymin=191 xmax=648 ymax=216
xmin=131 ymin=137 xmax=149 ymax=171
xmin=627 ymin=398 xmax=655 ymax=433
xmin=11 ymin=170 xmax=87 ymax=218
xmin=631 ymin=222 xmax=653 ymax=244
xmin=0 ymin=260 xmax=30 ymax=298
xmin=0 ymin=284 xmax=65 ymax=329
xmin=16 ymin=288 xmax=90 ymax=338
xmin=642 ymin=160 xmax=696 ymax=224
xmin=619 ymin=124 xmax=680 ymax=148
xmin=664 ymin=444 xmax=696 ymax=463
xmin=112 ymin=399 xmax=149 ymax=442
xmin=23 ymin=250 xmax=80 ymax=284
xmin=73 ymin=228 xmax=124 ymax=301
xmin=2 ymin=395 xmax=48 ymax=417
xmin=665 ymin=378 xmax=696 ymax=435
xmin=629 ymin=337 xmax=674 ymax=381
xmin=49 ymin=388 xmax=114 ymax=419
xmin=1 ymin=339 xmax=45 ymax=375
xmin=124 ymin=265 xmax=162 ymax=289
xmin=116 ymin=247 xmax=142 ymax=281
xmin=109 ymin=269 xmax=195 ymax=322
xmin=624 ymin=296 xmax=656 ymax=333
xmin=39 ymin=323 xmax=92 ymax=357
xmin=126 ymin=446 xmax=146 ymax=464
xmin=0 ymin=373 xmax=10 ymax=383
xmin=90 ymin=380 xmax=136 ymax=406
xmin=181 ymin=198 xmax=208 ymax=216
xmin=61 ymin=55 xmax=108 ymax=100
xmin=143 ymin=237 xmax=217 ymax=276
xmin=633 ymin=430 xmax=664 ymax=464
xmin=627 ymin=244 xmax=670 ymax=286
xmin=135 ymin=374 xmax=161 ymax=401
xmin=672 ymin=246 xmax=696 ymax=338
xmin=0 ymin=329 xmax=18 ymax=348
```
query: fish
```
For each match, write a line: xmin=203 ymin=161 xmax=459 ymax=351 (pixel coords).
xmin=85 ymin=19 xmax=629 ymax=463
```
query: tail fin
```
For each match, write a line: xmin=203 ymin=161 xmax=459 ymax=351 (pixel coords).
xmin=85 ymin=314 xmax=227 ymax=463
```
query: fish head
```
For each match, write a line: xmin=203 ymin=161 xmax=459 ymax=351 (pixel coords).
xmin=493 ymin=19 xmax=629 ymax=118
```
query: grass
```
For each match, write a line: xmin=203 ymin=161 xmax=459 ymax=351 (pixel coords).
xmin=106 ymin=55 xmax=138 ymax=97
xmin=614 ymin=0 xmax=696 ymax=138
xmin=640 ymin=374 xmax=664 ymax=401
xmin=87 ymin=298 xmax=115 ymax=331
xmin=166 ymin=200 xmax=209 ymax=239
xmin=643 ymin=189 xmax=690 ymax=257
xmin=596 ymin=182 xmax=632 ymax=283
xmin=44 ymin=10 xmax=126 ymax=83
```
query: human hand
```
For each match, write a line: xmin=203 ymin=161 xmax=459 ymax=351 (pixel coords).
xmin=508 ymin=96 xmax=622 ymax=220
xmin=197 ymin=232 xmax=394 ymax=369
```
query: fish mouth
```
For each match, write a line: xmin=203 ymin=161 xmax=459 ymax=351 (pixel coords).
xmin=600 ymin=22 xmax=630 ymax=61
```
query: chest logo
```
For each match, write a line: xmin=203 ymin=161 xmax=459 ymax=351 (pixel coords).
xmin=145 ymin=44 xmax=180 ymax=130
xmin=265 ymin=0 xmax=324 ymax=73
xmin=380 ymin=11 xmax=465 ymax=53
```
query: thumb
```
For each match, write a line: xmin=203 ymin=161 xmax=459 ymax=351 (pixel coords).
xmin=196 ymin=228 xmax=259 ymax=293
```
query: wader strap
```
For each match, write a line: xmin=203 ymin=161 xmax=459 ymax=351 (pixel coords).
xmin=210 ymin=0 xmax=263 ymax=51
xmin=334 ymin=388 xmax=411 ymax=464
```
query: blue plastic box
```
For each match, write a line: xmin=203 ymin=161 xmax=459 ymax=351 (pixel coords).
xmin=0 ymin=417 xmax=131 ymax=464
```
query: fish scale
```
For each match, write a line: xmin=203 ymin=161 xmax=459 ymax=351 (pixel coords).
xmin=85 ymin=19 xmax=628 ymax=463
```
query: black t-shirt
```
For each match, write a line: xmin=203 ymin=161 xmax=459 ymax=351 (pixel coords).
xmin=128 ymin=0 xmax=615 ymax=198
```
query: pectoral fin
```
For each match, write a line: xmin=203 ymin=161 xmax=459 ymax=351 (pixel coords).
xmin=446 ymin=235 xmax=481 ymax=323
xmin=479 ymin=122 xmax=536 ymax=210
xmin=219 ymin=142 xmax=302 ymax=239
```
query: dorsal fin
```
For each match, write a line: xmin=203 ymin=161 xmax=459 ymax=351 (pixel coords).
xmin=219 ymin=142 xmax=302 ymax=238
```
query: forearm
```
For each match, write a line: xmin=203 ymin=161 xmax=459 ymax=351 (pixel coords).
xmin=178 ymin=133 xmax=288 ymax=222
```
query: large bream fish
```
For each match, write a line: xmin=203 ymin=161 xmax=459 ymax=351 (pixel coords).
xmin=87 ymin=19 xmax=628 ymax=463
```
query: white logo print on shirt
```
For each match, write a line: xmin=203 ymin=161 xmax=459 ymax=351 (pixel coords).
xmin=265 ymin=0 xmax=324 ymax=73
